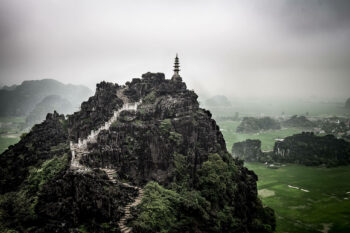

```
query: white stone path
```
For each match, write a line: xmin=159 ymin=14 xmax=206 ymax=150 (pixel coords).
xmin=69 ymin=90 xmax=143 ymax=232
xmin=70 ymin=99 xmax=141 ymax=172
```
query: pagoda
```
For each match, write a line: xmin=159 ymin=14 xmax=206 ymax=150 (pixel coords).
xmin=172 ymin=54 xmax=182 ymax=81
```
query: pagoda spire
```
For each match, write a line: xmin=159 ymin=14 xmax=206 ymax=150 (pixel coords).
xmin=172 ymin=54 xmax=181 ymax=80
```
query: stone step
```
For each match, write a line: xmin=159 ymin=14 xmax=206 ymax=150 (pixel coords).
xmin=120 ymin=226 xmax=128 ymax=231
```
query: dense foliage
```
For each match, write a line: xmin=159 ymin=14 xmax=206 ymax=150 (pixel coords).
xmin=132 ymin=154 xmax=275 ymax=233
xmin=0 ymin=154 xmax=69 ymax=232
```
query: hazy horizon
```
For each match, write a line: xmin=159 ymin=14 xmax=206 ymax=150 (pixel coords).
xmin=1 ymin=0 xmax=350 ymax=101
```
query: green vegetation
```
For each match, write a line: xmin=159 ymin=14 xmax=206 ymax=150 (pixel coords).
xmin=159 ymin=118 xmax=183 ymax=145
xmin=198 ymin=154 xmax=236 ymax=204
xmin=132 ymin=181 xmax=183 ymax=232
xmin=0 ymin=154 xmax=69 ymax=232
xmin=26 ymin=154 xmax=69 ymax=193
xmin=160 ymin=118 xmax=172 ymax=133
xmin=143 ymin=90 xmax=157 ymax=103
xmin=132 ymin=154 xmax=275 ymax=232
xmin=217 ymin=120 xmax=303 ymax=151
xmin=245 ymin=162 xmax=350 ymax=233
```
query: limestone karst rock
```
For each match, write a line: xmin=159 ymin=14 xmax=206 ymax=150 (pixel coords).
xmin=346 ymin=98 xmax=350 ymax=109
xmin=232 ymin=139 xmax=264 ymax=162
xmin=273 ymin=132 xmax=350 ymax=167
xmin=236 ymin=117 xmax=281 ymax=133
xmin=282 ymin=115 xmax=316 ymax=128
xmin=0 ymin=72 xmax=275 ymax=233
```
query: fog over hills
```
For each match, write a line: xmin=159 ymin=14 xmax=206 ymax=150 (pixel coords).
xmin=1 ymin=0 xmax=350 ymax=100
xmin=0 ymin=79 xmax=92 ymax=126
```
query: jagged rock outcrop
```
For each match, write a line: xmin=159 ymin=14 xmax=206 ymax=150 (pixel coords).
xmin=273 ymin=132 xmax=350 ymax=166
xmin=0 ymin=72 xmax=275 ymax=233
xmin=68 ymin=81 xmax=123 ymax=141
xmin=81 ymin=73 xmax=225 ymax=187
xmin=237 ymin=117 xmax=281 ymax=133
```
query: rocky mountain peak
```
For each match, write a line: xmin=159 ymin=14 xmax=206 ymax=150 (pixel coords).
xmin=0 ymin=72 xmax=275 ymax=233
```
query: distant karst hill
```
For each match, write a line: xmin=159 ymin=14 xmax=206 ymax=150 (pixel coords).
xmin=0 ymin=72 xmax=275 ymax=233
xmin=282 ymin=115 xmax=316 ymax=128
xmin=0 ymin=79 xmax=92 ymax=118
xmin=232 ymin=132 xmax=350 ymax=167
xmin=25 ymin=95 xmax=74 ymax=127
xmin=273 ymin=132 xmax=350 ymax=167
xmin=346 ymin=98 xmax=350 ymax=109
xmin=204 ymin=95 xmax=232 ymax=107
xmin=237 ymin=117 xmax=281 ymax=133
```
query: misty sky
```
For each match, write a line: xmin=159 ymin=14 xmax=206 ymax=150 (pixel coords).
xmin=0 ymin=0 xmax=350 ymax=100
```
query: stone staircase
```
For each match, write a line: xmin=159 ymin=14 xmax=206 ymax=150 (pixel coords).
xmin=69 ymin=88 xmax=142 ymax=172
xmin=69 ymin=88 xmax=144 ymax=232
xmin=102 ymin=168 xmax=144 ymax=233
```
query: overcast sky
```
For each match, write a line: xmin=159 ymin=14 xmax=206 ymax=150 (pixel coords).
xmin=0 ymin=0 xmax=349 ymax=100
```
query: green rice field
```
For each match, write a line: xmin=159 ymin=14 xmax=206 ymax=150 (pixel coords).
xmin=0 ymin=117 xmax=25 ymax=153
xmin=216 ymin=119 xmax=350 ymax=232
xmin=246 ymin=162 xmax=350 ymax=233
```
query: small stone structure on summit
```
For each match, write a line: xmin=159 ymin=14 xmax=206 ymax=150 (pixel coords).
xmin=171 ymin=53 xmax=182 ymax=82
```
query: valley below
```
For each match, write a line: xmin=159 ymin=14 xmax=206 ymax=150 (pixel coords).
xmin=215 ymin=110 xmax=350 ymax=233
xmin=245 ymin=162 xmax=350 ymax=233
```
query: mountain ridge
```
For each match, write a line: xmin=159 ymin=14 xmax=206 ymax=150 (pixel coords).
xmin=0 ymin=79 xmax=92 ymax=118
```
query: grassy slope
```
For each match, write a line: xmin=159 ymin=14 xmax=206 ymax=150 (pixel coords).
xmin=217 ymin=120 xmax=303 ymax=151
xmin=245 ymin=162 xmax=350 ymax=233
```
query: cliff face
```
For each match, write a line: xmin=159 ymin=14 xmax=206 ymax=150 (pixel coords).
xmin=0 ymin=72 xmax=275 ymax=233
